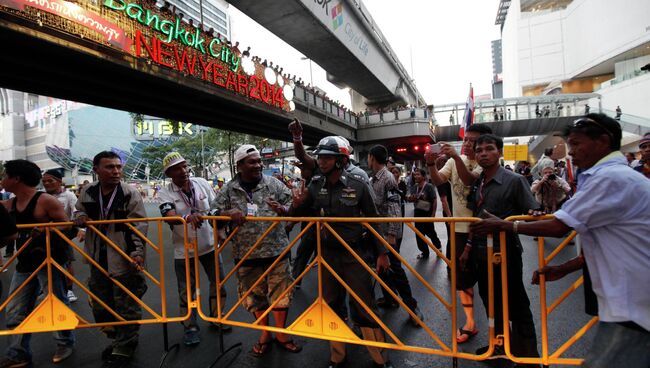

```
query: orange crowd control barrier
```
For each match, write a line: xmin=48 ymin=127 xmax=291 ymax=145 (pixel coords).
xmin=500 ymin=215 xmax=597 ymax=366
xmin=0 ymin=215 xmax=590 ymax=367
xmin=0 ymin=217 xmax=192 ymax=335
xmin=196 ymin=215 xmax=506 ymax=363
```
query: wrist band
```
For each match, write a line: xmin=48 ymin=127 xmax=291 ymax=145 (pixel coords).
xmin=292 ymin=136 xmax=302 ymax=142
xmin=513 ymin=220 xmax=520 ymax=234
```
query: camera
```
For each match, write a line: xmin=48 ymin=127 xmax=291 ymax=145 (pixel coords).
xmin=548 ymin=174 xmax=556 ymax=180
xmin=427 ymin=143 xmax=441 ymax=154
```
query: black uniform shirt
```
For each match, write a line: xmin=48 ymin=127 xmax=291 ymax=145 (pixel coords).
xmin=296 ymin=171 xmax=384 ymax=255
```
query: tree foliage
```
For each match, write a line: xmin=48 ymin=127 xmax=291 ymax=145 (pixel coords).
xmin=142 ymin=126 xmax=283 ymax=179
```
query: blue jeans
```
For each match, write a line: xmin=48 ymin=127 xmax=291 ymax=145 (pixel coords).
xmin=5 ymin=267 xmax=75 ymax=361
xmin=584 ymin=321 xmax=650 ymax=368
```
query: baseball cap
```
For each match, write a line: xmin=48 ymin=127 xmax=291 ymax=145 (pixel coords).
xmin=43 ymin=169 xmax=63 ymax=181
xmin=639 ymin=133 xmax=650 ymax=147
xmin=234 ymin=144 xmax=260 ymax=164
xmin=162 ymin=152 xmax=186 ymax=174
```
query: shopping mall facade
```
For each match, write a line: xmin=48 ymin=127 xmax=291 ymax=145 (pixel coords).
xmin=0 ymin=90 xmax=186 ymax=185
xmin=497 ymin=0 xmax=650 ymax=119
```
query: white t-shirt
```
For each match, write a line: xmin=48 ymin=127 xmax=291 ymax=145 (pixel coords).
xmin=438 ymin=156 xmax=482 ymax=233
xmin=53 ymin=190 xmax=78 ymax=220
xmin=158 ymin=177 xmax=217 ymax=259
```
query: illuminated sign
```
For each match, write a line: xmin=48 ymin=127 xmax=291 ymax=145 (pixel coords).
xmin=0 ymin=0 xmax=295 ymax=111
xmin=0 ymin=0 xmax=131 ymax=51
xmin=132 ymin=120 xmax=195 ymax=140
xmin=104 ymin=0 xmax=239 ymax=72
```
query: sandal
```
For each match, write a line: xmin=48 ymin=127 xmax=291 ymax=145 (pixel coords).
xmin=250 ymin=340 xmax=272 ymax=357
xmin=275 ymin=338 xmax=303 ymax=353
xmin=456 ymin=328 xmax=479 ymax=344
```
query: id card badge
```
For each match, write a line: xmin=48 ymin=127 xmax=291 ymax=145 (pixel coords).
xmin=246 ymin=203 xmax=258 ymax=217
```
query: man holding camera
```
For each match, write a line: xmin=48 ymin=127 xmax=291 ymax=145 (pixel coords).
xmin=530 ymin=162 xmax=571 ymax=213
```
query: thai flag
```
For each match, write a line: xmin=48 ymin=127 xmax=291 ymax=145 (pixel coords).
xmin=459 ymin=84 xmax=474 ymax=139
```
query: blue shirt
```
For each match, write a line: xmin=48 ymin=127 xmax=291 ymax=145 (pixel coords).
xmin=555 ymin=153 xmax=650 ymax=331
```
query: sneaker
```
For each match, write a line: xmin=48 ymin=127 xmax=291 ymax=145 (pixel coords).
xmin=408 ymin=306 xmax=425 ymax=327
xmin=67 ymin=290 xmax=78 ymax=302
xmin=210 ymin=323 xmax=232 ymax=333
xmin=183 ymin=328 xmax=201 ymax=346
xmin=0 ymin=356 xmax=30 ymax=368
xmin=475 ymin=345 xmax=506 ymax=359
xmin=52 ymin=345 xmax=73 ymax=363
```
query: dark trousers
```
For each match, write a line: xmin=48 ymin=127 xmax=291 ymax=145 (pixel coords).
xmin=379 ymin=237 xmax=417 ymax=309
xmin=414 ymin=221 xmax=442 ymax=257
xmin=292 ymin=225 xmax=315 ymax=281
xmin=88 ymin=269 xmax=147 ymax=356
xmin=474 ymin=245 xmax=539 ymax=358
xmin=323 ymin=251 xmax=377 ymax=328
xmin=174 ymin=251 xmax=226 ymax=330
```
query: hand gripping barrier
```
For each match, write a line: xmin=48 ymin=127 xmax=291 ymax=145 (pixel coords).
xmin=499 ymin=215 xmax=598 ymax=366
xmin=197 ymin=215 xmax=508 ymax=364
xmin=0 ymin=217 xmax=193 ymax=367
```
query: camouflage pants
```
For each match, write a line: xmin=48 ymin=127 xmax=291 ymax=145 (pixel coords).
xmin=236 ymin=258 xmax=293 ymax=313
xmin=88 ymin=268 xmax=147 ymax=357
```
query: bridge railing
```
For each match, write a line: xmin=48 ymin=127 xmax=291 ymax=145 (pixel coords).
xmin=601 ymin=108 xmax=650 ymax=135
xmin=293 ymin=86 xmax=359 ymax=126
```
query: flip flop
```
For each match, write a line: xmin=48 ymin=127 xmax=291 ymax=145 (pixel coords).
xmin=250 ymin=340 xmax=272 ymax=357
xmin=275 ymin=338 xmax=303 ymax=353
xmin=456 ymin=328 xmax=479 ymax=344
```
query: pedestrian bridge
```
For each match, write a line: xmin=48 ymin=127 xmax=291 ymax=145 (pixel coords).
xmin=355 ymin=93 xmax=650 ymax=160
xmin=226 ymin=0 xmax=425 ymax=107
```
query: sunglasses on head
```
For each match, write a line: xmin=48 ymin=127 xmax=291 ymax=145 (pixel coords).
xmin=571 ymin=117 xmax=614 ymax=139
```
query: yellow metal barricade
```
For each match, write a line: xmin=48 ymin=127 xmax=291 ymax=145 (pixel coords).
xmin=197 ymin=215 xmax=506 ymax=361
xmin=0 ymin=217 xmax=192 ymax=335
xmin=500 ymin=215 xmax=597 ymax=366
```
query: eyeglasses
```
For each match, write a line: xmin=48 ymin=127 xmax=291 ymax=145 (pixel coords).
xmin=571 ymin=117 xmax=614 ymax=139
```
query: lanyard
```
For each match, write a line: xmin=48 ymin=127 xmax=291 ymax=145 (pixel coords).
xmin=98 ymin=186 xmax=118 ymax=220
xmin=179 ymin=182 xmax=197 ymax=211
xmin=415 ymin=182 xmax=426 ymax=199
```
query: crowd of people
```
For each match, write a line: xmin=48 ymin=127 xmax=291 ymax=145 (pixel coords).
xmin=0 ymin=114 xmax=648 ymax=368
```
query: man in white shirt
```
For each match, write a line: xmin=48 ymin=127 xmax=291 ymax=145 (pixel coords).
xmin=470 ymin=114 xmax=650 ymax=368
xmin=157 ymin=152 xmax=229 ymax=346
xmin=425 ymin=123 xmax=492 ymax=344
xmin=42 ymin=169 xmax=84 ymax=303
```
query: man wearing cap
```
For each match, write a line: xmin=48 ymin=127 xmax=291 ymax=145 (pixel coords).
xmin=74 ymin=151 xmax=147 ymax=368
xmin=470 ymin=114 xmax=650 ymax=368
xmin=214 ymin=144 xmax=300 ymax=357
xmin=157 ymin=152 xmax=229 ymax=346
xmin=42 ymin=169 xmax=84 ymax=303
xmin=290 ymin=137 xmax=393 ymax=368
xmin=633 ymin=132 xmax=650 ymax=179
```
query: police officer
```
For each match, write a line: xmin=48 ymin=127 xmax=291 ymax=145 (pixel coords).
xmin=291 ymin=137 xmax=394 ymax=368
